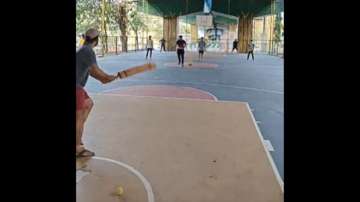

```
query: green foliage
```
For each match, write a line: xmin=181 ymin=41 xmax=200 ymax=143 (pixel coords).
xmin=76 ymin=0 xmax=102 ymax=34
xmin=76 ymin=0 xmax=118 ymax=34
xmin=77 ymin=0 xmax=150 ymax=36
xmin=128 ymin=5 xmax=148 ymax=35
xmin=273 ymin=13 xmax=282 ymax=44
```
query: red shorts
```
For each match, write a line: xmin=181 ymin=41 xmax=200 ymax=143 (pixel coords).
xmin=76 ymin=86 xmax=90 ymax=110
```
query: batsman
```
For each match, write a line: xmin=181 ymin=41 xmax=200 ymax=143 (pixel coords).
xmin=76 ymin=28 xmax=155 ymax=158
xmin=76 ymin=28 xmax=117 ymax=157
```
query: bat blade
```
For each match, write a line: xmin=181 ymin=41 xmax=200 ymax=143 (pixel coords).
xmin=118 ymin=63 xmax=156 ymax=79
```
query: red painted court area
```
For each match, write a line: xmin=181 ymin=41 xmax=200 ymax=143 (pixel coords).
xmin=104 ymin=85 xmax=218 ymax=101
xmin=164 ymin=63 xmax=218 ymax=68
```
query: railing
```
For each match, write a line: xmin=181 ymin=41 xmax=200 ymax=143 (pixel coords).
xmin=76 ymin=36 xmax=283 ymax=56
xmin=184 ymin=39 xmax=283 ymax=56
xmin=253 ymin=40 xmax=284 ymax=56
xmin=76 ymin=36 xmax=162 ymax=56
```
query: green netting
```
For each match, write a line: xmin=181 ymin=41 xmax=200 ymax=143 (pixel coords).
xmin=137 ymin=0 xmax=283 ymax=17
xmin=254 ymin=0 xmax=284 ymax=17
xmin=181 ymin=14 xmax=237 ymax=25
xmin=137 ymin=0 xmax=203 ymax=17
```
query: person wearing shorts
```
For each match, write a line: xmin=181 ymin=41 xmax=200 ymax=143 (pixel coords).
xmin=198 ymin=37 xmax=206 ymax=61
xmin=232 ymin=39 xmax=238 ymax=52
xmin=159 ymin=38 xmax=166 ymax=52
xmin=76 ymin=28 xmax=119 ymax=158
xmin=176 ymin=35 xmax=187 ymax=67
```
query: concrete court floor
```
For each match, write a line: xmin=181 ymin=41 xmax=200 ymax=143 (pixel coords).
xmin=77 ymin=95 xmax=283 ymax=202
xmin=84 ymin=50 xmax=284 ymax=179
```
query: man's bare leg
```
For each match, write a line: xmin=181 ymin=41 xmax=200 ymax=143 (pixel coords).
xmin=76 ymin=99 xmax=94 ymax=154
xmin=76 ymin=111 xmax=84 ymax=153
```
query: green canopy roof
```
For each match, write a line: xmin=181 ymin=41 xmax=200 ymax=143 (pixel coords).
xmin=138 ymin=0 xmax=283 ymax=18
xmin=180 ymin=12 xmax=238 ymax=25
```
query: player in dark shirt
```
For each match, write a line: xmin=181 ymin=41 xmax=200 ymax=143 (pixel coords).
xmin=159 ymin=38 xmax=166 ymax=52
xmin=176 ymin=35 xmax=187 ymax=67
xmin=232 ymin=39 xmax=238 ymax=52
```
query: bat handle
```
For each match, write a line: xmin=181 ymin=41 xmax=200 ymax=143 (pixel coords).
xmin=118 ymin=71 xmax=127 ymax=79
xmin=117 ymin=71 xmax=123 ymax=79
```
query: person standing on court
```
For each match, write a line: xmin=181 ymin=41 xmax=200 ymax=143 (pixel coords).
xmin=198 ymin=37 xmax=206 ymax=61
xmin=76 ymin=28 xmax=119 ymax=157
xmin=247 ymin=39 xmax=255 ymax=61
xmin=176 ymin=35 xmax=187 ymax=67
xmin=145 ymin=35 xmax=154 ymax=59
xmin=232 ymin=39 xmax=238 ymax=52
xmin=159 ymin=38 xmax=166 ymax=52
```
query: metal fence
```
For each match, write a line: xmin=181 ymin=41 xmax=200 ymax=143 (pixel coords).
xmin=253 ymin=40 xmax=284 ymax=56
xmin=184 ymin=39 xmax=283 ymax=55
xmin=77 ymin=36 xmax=163 ymax=55
xmin=77 ymin=36 xmax=283 ymax=56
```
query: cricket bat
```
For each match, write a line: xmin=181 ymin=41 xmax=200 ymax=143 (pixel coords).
xmin=117 ymin=63 xmax=156 ymax=79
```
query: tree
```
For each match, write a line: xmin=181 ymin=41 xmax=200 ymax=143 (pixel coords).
xmin=77 ymin=0 xmax=118 ymax=53
xmin=128 ymin=9 xmax=147 ymax=50
xmin=108 ymin=1 xmax=147 ymax=52
xmin=77 ymin=0 xmax=148 ymax=53
xmin=273 ymin=13 xmax=282 ymax=54
xmin=76 ymin=0 xmax=102 ymax=34
xmin=108 ymin=0 xmax=130 ymax=52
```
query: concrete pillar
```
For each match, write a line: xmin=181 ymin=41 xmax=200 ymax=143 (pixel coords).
xmin=190 ymin=24 xmax=198 ymax=42
xmin=237 ymin=13 xmax=254 ymax=53
xmin=163 ymin=16 xmax=178 ymax=51
xmin=261 ymin=16 xmax=267 ymax=52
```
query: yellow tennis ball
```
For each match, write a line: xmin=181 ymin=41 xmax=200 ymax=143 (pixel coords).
xmin=115 ymin=186 xmax=124 ymax=196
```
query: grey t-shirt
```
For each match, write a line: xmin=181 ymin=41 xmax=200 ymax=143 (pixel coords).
xmin=198 ymin=41 xmax=206 ymax=51
xmin=76 ymin=45 xmax=97 ymax=87
xmin=248 ymin=43 xmax=255 ymax=51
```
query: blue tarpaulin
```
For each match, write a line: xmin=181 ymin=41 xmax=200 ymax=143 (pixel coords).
xmin=204 ymin=0 xmax=212 ymax=13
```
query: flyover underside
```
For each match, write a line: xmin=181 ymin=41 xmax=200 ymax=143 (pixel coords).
xmin=139 ymin=0 xmax=283 ymax=18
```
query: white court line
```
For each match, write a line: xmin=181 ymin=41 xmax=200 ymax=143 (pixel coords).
xmin=76 ymin=170 xmax=90 ymax=184
xmin=186 ymin=87 xmax=218 ymax=101
xmin=103 ymin=78 xmax=284 ymax=95
xmin=90 ymin=93 xmax=243 ymax=104
xmin=245 ymin=104 xmax=284 ymax=192
xmin=88 ymin=95 xmax=282 ymax=193
xmin=92 ymin=93 xmax=217 ymax=102
xmin=264 ymin=140 xmax=275 ymax=152
xmin=102 ymin=85 xmax=219 ymax=102
xmin=93 ymin=156 xmax=155 ymax=202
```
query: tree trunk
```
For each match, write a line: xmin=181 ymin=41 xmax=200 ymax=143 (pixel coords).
xmin=163 ymin=16 xmax=178 ymax=51
xmin=120 ymin=35 xmax=128 ymax=52
xmin=119 ymin=4 xmax=128 ymax=52
xmin=101 ymin=0 xmax=108 ymax=54
xmin=135 ymin=33 xmax=139 ymax=51
xmin=237 ymin=13 xmax=253 ymax=53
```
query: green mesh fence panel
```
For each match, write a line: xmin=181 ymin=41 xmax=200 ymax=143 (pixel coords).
xmin=180 ymin=14 xmax=237 ymax=25
xmin=137 ymin=0 xmax=283 ymax=17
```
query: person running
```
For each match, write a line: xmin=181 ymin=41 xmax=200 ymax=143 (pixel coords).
xmin=232 ymin=39 xmax=238 ymax=52
xmin=159 ymin=38 xmax=166 ymax=52
xmin=76 ymin=28 xmax=119 ymax=157
xmin=247 ymin=40 xmax=255 ymax=61
xmin=198 ymin=37 xmax=206 ymax=61
xmin=176 ymin=35 xmax=187 ymax=67
xmin=145 ymin=35 xmax=154 ymax=59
